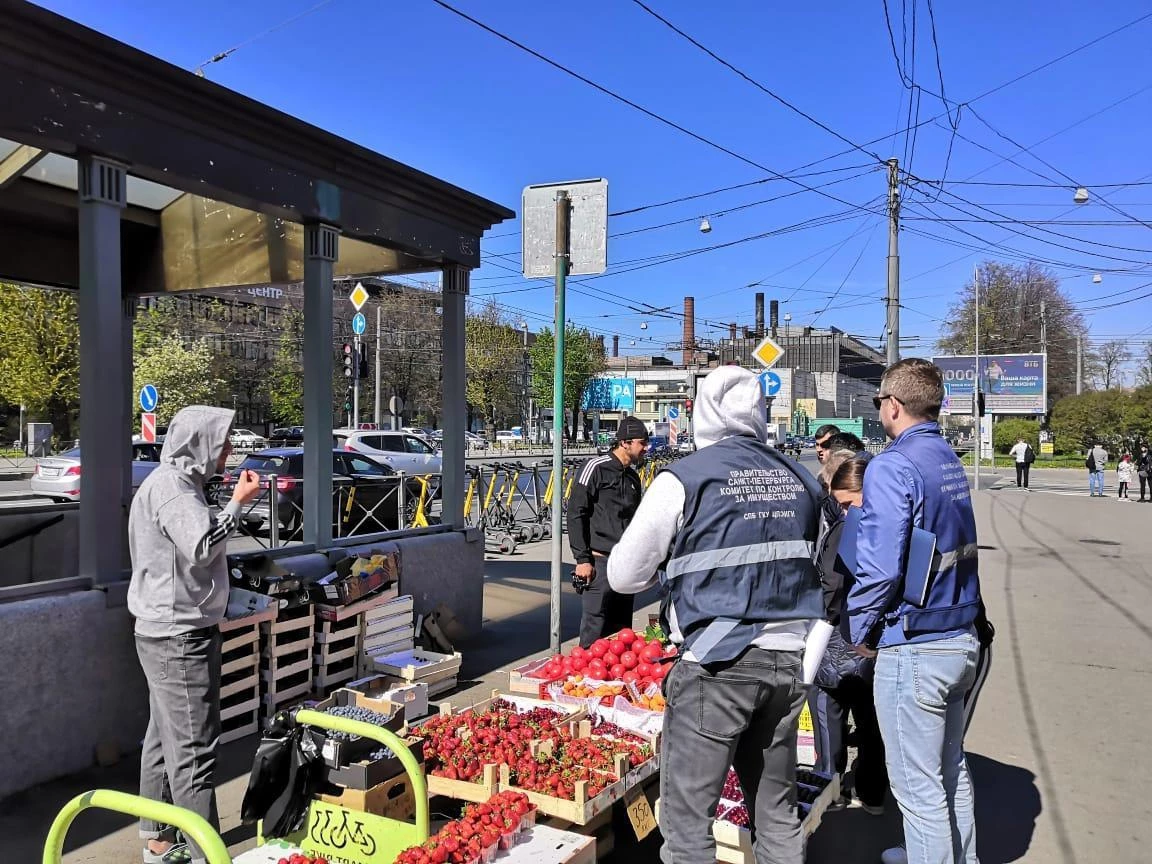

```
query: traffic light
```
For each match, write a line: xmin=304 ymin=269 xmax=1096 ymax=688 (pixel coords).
xmin=343 ymin=343 xmax=354 ymax=379
xmin=358 ymin=345 xmax=369 ymax=380
xmin=344 ymin=385 xmax=352 ymax=413
xmin=684 ymin=397 xmax=693 ymax=417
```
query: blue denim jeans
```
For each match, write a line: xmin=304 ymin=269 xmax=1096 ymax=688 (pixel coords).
xmin=874 ymin=632 xmax=979 ymax=864
xmin=1089 ymin=470 xmax=1105 ymax=495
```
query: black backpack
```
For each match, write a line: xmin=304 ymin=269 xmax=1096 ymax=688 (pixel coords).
xmin=1086 ymin=453 xmax=1096 ymax=471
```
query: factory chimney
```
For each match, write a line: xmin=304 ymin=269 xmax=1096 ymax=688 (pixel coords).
xmin=755 ymin=293 xmax=765 ymax=337
xmin=770 ymin=299 xmax=780 ymax=338
xmin=729 ymin=322 xmax=738 ymax=341
xmin=612 ymin=335 xmax=619 ymax=357
xmin=683 ymin=296 xmax=696 ymax=367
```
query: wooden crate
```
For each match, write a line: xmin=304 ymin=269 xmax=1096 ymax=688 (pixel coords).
xmin=260 ymin=605 xmax=315 ymax=713
xmin=426 ymin=762 xmax=500 ymax=803
xmin=435 ymin=690 xmax=582 ymax=727
xmin=362 ymin=594 xmax=414 ymax=632
xmin=371 ymin=649 xmax=462 ymax=686
xmin=317 ymin=769 xmax=417 ymax=820
xmin=572 ymin=719 xmax=660 ymax=790
xmin=315 ymin=611 xmax=361 ymax=645
xmin=315 ymin=584 xmax=400 ymax=623
xmin=508 ymin=657 xmax=559 ymax=696
xmin=498 ymin=763 xmax=627 ymax=826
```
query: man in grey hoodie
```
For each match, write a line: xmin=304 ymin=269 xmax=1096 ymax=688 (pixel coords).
xmin=128 ymin=406 xmax=260 ymax=864
xmin=608 ymin=366 xmax=823 ymax=864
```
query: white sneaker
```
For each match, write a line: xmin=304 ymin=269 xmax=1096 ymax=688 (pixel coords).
xmin=880 ymin=848 xmax=908 ymax=864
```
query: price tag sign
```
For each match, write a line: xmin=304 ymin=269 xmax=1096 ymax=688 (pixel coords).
xmin=625 ymin=785 xmax=658 ymax=841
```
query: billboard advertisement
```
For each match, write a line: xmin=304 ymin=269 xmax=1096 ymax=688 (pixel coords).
xmin=582 ymin=377 xmax=636 ymax=412
xmin=933 ymin=354 xmax=1047 ymax=415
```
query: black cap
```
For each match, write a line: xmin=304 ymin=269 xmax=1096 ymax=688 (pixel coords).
xmin=615 ymin=416 xmax=649 ymax=443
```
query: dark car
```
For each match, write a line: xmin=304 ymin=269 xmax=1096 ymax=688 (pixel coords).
xmin=218 ymin=448 xmax=425 ymax=538
xmin=270 ymin=426 xmax=305 ymax=444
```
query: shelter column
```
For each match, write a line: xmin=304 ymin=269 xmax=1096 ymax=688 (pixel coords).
xmin=303 ymin=223 xmax=339 ymax=547
xmin=441 ymin=266 xmax=469 ymax=528
xmin=77 ymin=155 xmax=127 ymax=582
xmin=122 ymin=298 xmax=136 ymax=505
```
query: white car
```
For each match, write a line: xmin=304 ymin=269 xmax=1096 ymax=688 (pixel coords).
xmin=495 ymin=431 xmax=524 ymax=446
xmin=230 ymin=428 xmax=267 ymax=450
xmin=32 ymin=443 xmax=162 ymax=502
xmin=333 ymin=429 xmax=442 ymax=475
xmin=464 ymin=431 xmax=488 ymax=451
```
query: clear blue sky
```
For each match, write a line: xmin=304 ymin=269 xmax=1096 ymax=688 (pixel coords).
xmin=36 ymin=0 xmax=1152 ymax=372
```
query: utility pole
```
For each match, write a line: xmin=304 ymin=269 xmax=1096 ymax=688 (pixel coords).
xmin=550 ymin=191 xmax=571 ymax=655
xmin=352 ymin=333 xmax=360 ymax=427
xmin=974 ymin=264 xmax=981 ymax=493
xmin=1076 ymin=334 xmax=1083 ymax=395
xmin=374 ymin=304 xmax=382 ymax=427
xmin=886 ymin=157 xmax=901 ymax=367
xmin=1040 ymin=299 xmax=1047 ymax=357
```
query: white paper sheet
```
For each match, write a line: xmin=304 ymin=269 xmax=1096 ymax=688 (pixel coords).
xmin=802 ymin=620 xmax=834 ymax=685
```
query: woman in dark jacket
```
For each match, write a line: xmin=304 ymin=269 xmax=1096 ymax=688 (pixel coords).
xmin=809 ymin=454 xmax=889 ymax=814
xmin=1137 ymin=444 xmax=1151 ymax=502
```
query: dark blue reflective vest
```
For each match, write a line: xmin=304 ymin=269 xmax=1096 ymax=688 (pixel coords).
xmin=661 ymin=435 xmax=823 ymax=663
xmin=883 ymin=424 xmax=981 ymax=640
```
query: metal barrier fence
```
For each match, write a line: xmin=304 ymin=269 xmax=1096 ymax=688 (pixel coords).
xmin=207 ymin=471 xmax=443 ymax=550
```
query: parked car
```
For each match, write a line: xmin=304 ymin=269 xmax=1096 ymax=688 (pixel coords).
xmin=219 ymin=448 xmax=424 ymax=536
xmin=495 ymin=430 xmax=524 ymax=446
xmin=270 ymin=426 xmax=304 ymax=443
xmin=230 ymin=428 xmax=268 ymax=450
xmin=31 ymin=442 xmax=162 ymax=502
xmin=647 ymin=435 xmax=670 ymax=453
xmin=677 ymin=434 xmax=695 ymax=453
xmin=333 ymin=429 xmax=442 ymax=475
xmin=464 ymin=431 xmax=488 ymax=451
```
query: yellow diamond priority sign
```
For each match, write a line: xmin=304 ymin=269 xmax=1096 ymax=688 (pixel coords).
xmin=349 ymin=281 xmax=369 ymax=312
xmin=752 ymin=335 xmax=785 ymax=369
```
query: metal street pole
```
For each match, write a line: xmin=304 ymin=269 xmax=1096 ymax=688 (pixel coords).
xmin=974 ymin=264 xmax=980 ymax=493
xmin=374 ymin=304 xmax=382 ymax=427
xmin=886 ymin=157 xmax=901 ymax=366
xmin=352 ymin=333 xmax=361 ymax=428
xmin=1076 ymin=334 xmax=1083 ymax=395
xmin=550 ymin=191 xmax=571 ymax=655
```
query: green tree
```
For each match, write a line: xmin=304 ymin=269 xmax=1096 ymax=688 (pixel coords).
xmin=937 ymin=261 xmax=1087 ymax=402
xmin=0 ymin=284 xmax=80 ymax=438
xmin=992 ymin=418 xmax=1040 ymax=454
xmin=465 ymin=301 xmax=524 ymax=430
xmin=1048 ymin=390 xmax=1152 ymax=454
xmin=133 ymin=334 xmax=225 ymax=424
xmin=268 ymin=309 xmax=304 ymax=425
xmin=529 ymin=324 xmax=606 ymax=441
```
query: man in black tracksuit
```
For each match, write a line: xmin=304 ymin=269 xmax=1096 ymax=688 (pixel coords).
xmin=568 ymin=416 xmax=648 ymax=647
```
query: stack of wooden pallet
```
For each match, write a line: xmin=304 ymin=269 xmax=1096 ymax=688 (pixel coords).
xmin=312 ymin=612 xmax=361 ymax=693
xmin=259 ymin=604 xmax=315 ymax=719
xmin=218 ymin=610 xmax=273 ymax=743
xmin=358 ymin=594 xmax=416 ymax=675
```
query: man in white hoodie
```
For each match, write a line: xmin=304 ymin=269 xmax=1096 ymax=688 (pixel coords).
xmin=608 ymin=366 xmax=823 ymax=864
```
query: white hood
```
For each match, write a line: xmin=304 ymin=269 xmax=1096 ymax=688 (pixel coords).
xmin=694 ymin=365 xmax=767 ymax=448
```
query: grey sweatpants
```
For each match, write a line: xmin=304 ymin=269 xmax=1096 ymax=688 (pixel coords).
xmin=135 ymin=628 xmax=222 ymax=863
xmin=659 ymin=648 xmax=807 ymax=864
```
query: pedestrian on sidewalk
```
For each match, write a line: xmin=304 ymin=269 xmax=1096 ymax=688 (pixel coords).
xmin=848 ymin=358 xmax=983 ymax=864
xmin=1117 ymin=454 xmax=1135 ymax=500
xmin=567 ymin=416 xmax=647 ymax=647
xmin=1087 ymin=442 xmax=1108 ymax=497
xmin=128 ymin=406 xmax=261 ymax=864
xmin=811 ymin=453 xmax=889 ymax=817
xmin=1008 ymin=437 xmax=1034 ymax=489
xmin=608 ymin=366 xmax=823 ymax=864
xmin=1138 ymin=444 xmax=1151 ymax=501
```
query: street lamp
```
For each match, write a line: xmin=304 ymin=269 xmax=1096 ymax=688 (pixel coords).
xmin=1074 ymin=187 xmax=1090 ymax=204
xmin=520 ymin=322 xmax=532 ymax=443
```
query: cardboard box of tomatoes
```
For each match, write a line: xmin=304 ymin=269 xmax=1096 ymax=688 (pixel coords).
xmin=517 ymin=628 xmax=677 ymax=696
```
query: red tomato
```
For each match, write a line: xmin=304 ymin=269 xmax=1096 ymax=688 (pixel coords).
xmin=571 ymin=646 xmax=587 ymax=661
xmin=651 ymin=662 xmax=669 ymax=679
xmin=588 ymin=660 xmax=607 ymax=679
xmin=608 ymin=639 xmax=626 ymax=656
xmin=610 ymin=663 xmax=626 ymax=679
xmin=561 ymin=657 xmax=574 ymax=673
xmin=590 ymin=640 xmax=609 ymax=658
xmin=622 ymin=670 xmax=640 ymax=684
xmin=571 ymin=655 xmax=588 ymax=671
xmin=621 ymin=651 xmax=638 ymax=670
xmin=641 ymin=642 xmax=663 ymax=663
xmin=604 ymin=652 xmax=620 ymax=668
xmin=631 ymin=637 xmax=647 ymax=652
xmin=543 ymin=662 xmax=561 ymax=678
xmin=636 ymin=661 xmax=653 ymax=678
xmin=617 ymin=628 xmax=636 ymax=645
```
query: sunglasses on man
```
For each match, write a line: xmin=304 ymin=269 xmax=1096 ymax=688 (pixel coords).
xmin=872 ymin=393 xmax=903 ymax=411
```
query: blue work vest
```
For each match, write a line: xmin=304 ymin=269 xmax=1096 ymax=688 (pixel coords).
xmin=884 ymin=424 xmax=982 ymax=640
xmin=661 ymin=435 xmax=823 ymax=663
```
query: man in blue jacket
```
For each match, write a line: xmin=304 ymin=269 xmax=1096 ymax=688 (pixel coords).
xmin=848 ymin=358 xmax=982 ymax=864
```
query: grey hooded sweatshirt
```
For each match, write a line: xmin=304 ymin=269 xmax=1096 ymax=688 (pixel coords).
xmin=607 ymin=365 xmax=813 ymax=653
xmin=128 ymin=406 xmax=241 ymax=637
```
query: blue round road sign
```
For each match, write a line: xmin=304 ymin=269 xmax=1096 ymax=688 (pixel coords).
xmin=759 ymin=370 xmax=782 ymax=397
xmin=139 ymin=384 xmax=159 ymax=412
xmin=352 ymin=312 xmax=367 ymax=335
xmin=667 ymin=406 xmax=679 ymax=420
